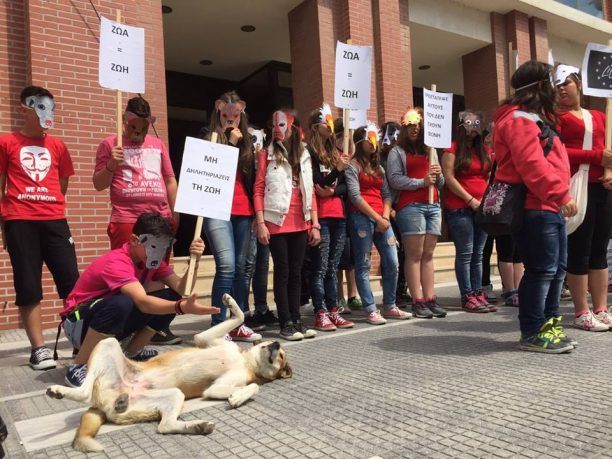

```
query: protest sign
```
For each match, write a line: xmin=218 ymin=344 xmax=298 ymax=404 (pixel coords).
xmin=334 ymin=41 xmax=372 ymax=110
xmin=348 ymin=109 xmax=368 ymax=130
xmin=423 ymin=88 xmax=453 ymax=149
xmin=175 ymin=137 xmax=238 ymax=221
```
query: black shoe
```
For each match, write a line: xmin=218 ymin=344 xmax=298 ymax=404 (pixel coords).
xmin=150 ymin=328 xmax=182 ymax=345
xmin=426 ymin=296 xmax=447 ymax=318
xmin=294 ymin=320 xmax=316 ymax=338
xmin=29 ymin=346 xmax=56 ymax=370
xmin=128 ymin=347 xmax=159 ymax=361
xmin=396 ymin=291 xmax=412 ymax=308
xmin=258 ymin=310 xmax=279 ymax=326
xmin=279 ymin=322 xmax=304 ymax=341
xmin=411 ymin=300 xmax=434 ymax=319
xmin=244 ymin=314 xmax=266 ymax=332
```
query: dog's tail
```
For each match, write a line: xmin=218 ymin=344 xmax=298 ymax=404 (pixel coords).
xmin=73 ymin=408 xmax=106 ymax=453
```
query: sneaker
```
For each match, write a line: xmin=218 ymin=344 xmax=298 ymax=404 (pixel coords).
xmin=244 ymin=314 xmax=266 ymax=332
xmin=518 ymin=332 xmax=574 ymax=354
xmin=128 ymin=347 xmax=159 ymax=362
xmin=382 ymin=306 xmax=412 ymax=320
xmin=328 ymin=307 xmax=354 ymax=328
xmin=29 ymin=346 xmax=56 ymax=371
xmin=482 ymin=284 xmax=497 ymax=302
xmin=299 ymin=301 xmax=314 ymax=316
xmin=279 ymin=323 xmax=304 ymax=341
xmin=366 ymin=310 xmax=387 ymax=325
xmin=560 ymin=285 xmax=572 ymax=301
xmin=294 ymin=320 xmax=316 ymax=339
xmin=425 ymin=297 xmax=447 ymax=318
xmin=395 ymin=290 xmax=412 ymax=307
xmin=546 ymin=316 xmax=578 ymax=347
xmin=502 ymin=290 xmax=519 ymax=307
xmin=412 ymin=300 xmax=434 ymax=319
xmin=313 ymin=310 xmax=336 ymax=331
xmin=65 ymin=363 xmax=87 ymax=387
xmin=574 ymin=312 xmax=609 ymax=332
xmin=476 ymin=290 xmax=497 ymax=312
xmin=229 ymin=325 xmax=263 ymax=342
xmin=594 ymin=311 xmax=612 ymax=329
xmin=258 ymin=310 xmax=279 ymax=326
xmin=347 ymin=297 xmax=363 ymax=311
xmin=150 ymin=327 xmax=182 ymax=345
xmin=462 ymin=293 xmax=488 ymax=313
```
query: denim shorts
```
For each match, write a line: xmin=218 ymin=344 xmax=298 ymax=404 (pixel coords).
xmin=395 ymin=203 xmax=442 ymax=236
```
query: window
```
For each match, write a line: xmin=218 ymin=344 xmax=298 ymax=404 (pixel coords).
xmin=556 ymin=0 xmax=603 ymax=18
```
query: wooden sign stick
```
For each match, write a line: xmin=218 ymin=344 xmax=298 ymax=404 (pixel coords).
xmin=428 ymin=83 xmax=437 ymax=204
xmin=115 ymin=9 xmax=123 ymax=149
xmin=343 ymin=108 xmax=351 ymax=155
xmin=184 ymin=132 xmax=219 ymax=295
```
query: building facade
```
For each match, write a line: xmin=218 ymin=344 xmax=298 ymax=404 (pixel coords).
xmin=0 ymin=0 xmax=610 ymax=330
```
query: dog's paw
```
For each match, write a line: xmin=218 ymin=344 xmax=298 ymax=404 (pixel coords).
xmin=46 ymin=386 xmax=64 ymax=399
xmin=190 ymin=420 xmax=214 ymax=435
xmin=114 ymin=393 xmax=129 ymax=413
xmin=228 ymin=392 xmax=247 ymax=408
xmin=222 ymin=294 xmax=241 ymax=316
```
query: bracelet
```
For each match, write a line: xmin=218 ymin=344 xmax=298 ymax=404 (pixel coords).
xmin=467 ymin=197 xmax=474 ymax=205
xmin=175 ymin=299 xmax=184 ymax=315
xmin=105 ymin=163 xmax=115 ymax=173
xmin=382 ymin=216 xmax=390 ymax=221
xmin=257 ymin=221 xmax=266 ymax=226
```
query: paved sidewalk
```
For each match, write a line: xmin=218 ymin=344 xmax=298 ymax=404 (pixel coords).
xmin=1 ymin=282 xmax=612 ymax=458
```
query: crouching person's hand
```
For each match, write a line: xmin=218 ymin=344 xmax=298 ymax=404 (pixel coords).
xmin=181 ymin=293 xmax=220 ymax=315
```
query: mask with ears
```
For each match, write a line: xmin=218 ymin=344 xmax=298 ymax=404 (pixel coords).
xmin=215 ymin=99 xmax=246 ymax=131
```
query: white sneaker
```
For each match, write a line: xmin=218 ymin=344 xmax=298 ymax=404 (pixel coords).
xmin=366 ymin=310 xmax=387 ymax=325
xmin=594 ymin=311 xmax=612 ymax=330
xmin=574 ymin=312 xmax=609 ymax=332
xmin=299 ymin=301 xmax=314 ymax=316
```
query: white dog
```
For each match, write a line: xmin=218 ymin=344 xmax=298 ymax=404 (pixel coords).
xmin=46 ymin=294 xmax=292 ymax=452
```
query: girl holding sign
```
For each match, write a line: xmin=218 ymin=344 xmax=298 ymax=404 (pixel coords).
xmin=442 ymin=111 xmax=494 ymax=313
xmin=555 ymin=66 xmax=612 ymax=331
xmin=387 ymin=109 xmax=446 ymax=320
xmin=345 ymin=123 xmax=411 ymax=325
xmin=254 ymin=110 xmax=321 ymax=341
xmin=203 ymin=91 xmax=261 ymax=342
xmin=307 ymin=105 xmax=354 ymax=331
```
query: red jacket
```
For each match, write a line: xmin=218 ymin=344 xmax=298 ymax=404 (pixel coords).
xmin=493 ymin=104 xmax=571 ymax=212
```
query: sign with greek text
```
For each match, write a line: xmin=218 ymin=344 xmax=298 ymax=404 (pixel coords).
xmin=423 ymin=88 xmax=453 ymax=149
xmin=175 ymin=137 xmax=238 ymax=221
xmin=348 ymin=109 xmax=368 ymax=129
xmin=99 ymin=16 xmax=145 ymax=93
xmin=334 ymin=41 xmax=372 ymax=110
xmin=582 ymin=42 xmax=612 ymax=98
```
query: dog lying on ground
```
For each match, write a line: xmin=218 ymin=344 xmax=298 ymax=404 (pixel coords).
xmin=46 ymin=294 xmax=292 ymax=453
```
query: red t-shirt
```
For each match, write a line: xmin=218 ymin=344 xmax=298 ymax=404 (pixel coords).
xmin=443 ymin=141 xmax=490 ymax=210
xmin=316 ymin=163 xmax=344 ymax=219
xmin=396 ymin=154 xmax=437 ymax=211
xmin=350 ymin=171 xmax=385 ymax=215
xmin=95 ymin=135 xmax=175 ymax=223
xmin=557 ymin=110 xmax=605 ymax=183
xmin=63 ymin=242 xmax=174 ymax=313
xmin=0 ymin=132 xmax=74 ymax=221
xmin=267 ymin=170 xmax=308 ymax=235
xmin=232 ymin=170 xmax=254 ymax=216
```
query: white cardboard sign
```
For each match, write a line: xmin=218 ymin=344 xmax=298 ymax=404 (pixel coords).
xmin=99 ymin=16 xmax=145 ymax=93
xmin=581 ymin=42 xmax=612 ymax=98
xmin=423 ymin=88 xmax=453 ymax=149
xmin=348 ymin=109 xmax=368 ymax=129
xmin=334 ymin=41 xmax=372 ymax=110
xmin=175 ymin=137 xmax=239 ymax=221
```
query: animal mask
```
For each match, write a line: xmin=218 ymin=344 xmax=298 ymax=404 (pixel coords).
xmin=381 ymin=124 xmax=400 ymax=147
xmin=318 ymin=103 xmax=334 ymax=134
xmin=272 ymin=111 xmax=294 ymax=141
xmin=24 ymin=95 xmax=55 ymax=129
xmin=355 ymin=122 xmax=379 ymax=150
xmin=458 ymin=111 xmax=483 ymax=135
xmin=554 ymin=64 xmax=580 ymax=86
xmin=125 ymin=110 xmax=156 ymax=125
xmin=248 ymin=127 xmax=266 ymax=150
xmin=401 ymin=109 xmax=422 ymax=126
xmin=137 ymin=234 xmax=175 ymax=269
xmin=215 ymin=99 xmax=246 ymax=131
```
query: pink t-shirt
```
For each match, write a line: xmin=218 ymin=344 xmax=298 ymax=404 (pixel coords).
xmin=63 ymin=243 xmax=174 ymax=313
xmin=95 ymin=135 xmax=175 ymax=223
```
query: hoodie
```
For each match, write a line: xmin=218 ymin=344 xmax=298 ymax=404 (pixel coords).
xmin=493 ymin=104 xmax=571 ymax=212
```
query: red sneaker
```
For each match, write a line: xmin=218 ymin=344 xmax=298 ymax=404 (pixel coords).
xmin=329 ymin=307 xmax=354 ymax=328
xmin=476 ymin=291 xmax=497 ymax=312
xmin=228 ymin=325 xmax=262 ymax=342
xmin=314 ymin=310 xmax=337 ymax=331
xmin=462 ymin=293 xmax=488 ymax=313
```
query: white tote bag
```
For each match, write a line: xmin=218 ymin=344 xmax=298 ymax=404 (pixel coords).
xmin=565 ymin=108 xmax=592 ymax=235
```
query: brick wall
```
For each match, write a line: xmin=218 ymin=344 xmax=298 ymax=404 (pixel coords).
xmin=0 ymin=0 xmax=167 ymax=330
xmin=528 ymin=17 xmax=548 ymax=63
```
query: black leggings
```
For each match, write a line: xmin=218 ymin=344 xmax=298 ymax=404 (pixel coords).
xmin=482 ymin=235 xmax=521 ymax=286
xmin=567 ymin=183 xmax=612 ymax=275
xmin=269 ymin=231 xmax=308 ymax=326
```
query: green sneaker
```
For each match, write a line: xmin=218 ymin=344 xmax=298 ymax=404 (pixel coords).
xmin=546 ymin=316 xmax=578 ymax=347
xmin=519 ymin=321 xmax=574 ymax=354
xmin=347 ymin=297 xmax=363 ymax=311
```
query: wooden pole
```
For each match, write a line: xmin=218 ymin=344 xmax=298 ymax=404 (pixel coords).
xmin=116 ymin=10 xmax=123 ymax=149
xmin=343 ymin=108 xmax=351 ymax=154
xmin=428 ymin=84 xmax=437 ymax=204
xmin=185 ymin=132 xmax=218 ymax=295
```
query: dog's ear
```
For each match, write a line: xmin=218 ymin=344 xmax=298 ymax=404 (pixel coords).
xmin=278 ymin=362 xmax=292 ymax=379
xmin=251 ymin=339 xmax=263 ymax=346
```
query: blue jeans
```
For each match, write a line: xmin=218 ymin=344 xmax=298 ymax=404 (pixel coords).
xmin=245 ymin=232 xmax=270 ymax=315
xmin=348 ymin=211 xmax=398 ymax=313
xmin=513 ymin=211 xmax=567 ymax=338
xmin=311 ymin=218 xmax=347 ymax=312
xmin=445 ymin=208 xmax=488 ymax=297
xmin=203 ymin=215 xmax=253 ymax=325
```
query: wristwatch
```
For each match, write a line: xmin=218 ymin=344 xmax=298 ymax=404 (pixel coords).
xmin=312 ymin=223 xmax=321 ymax=230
